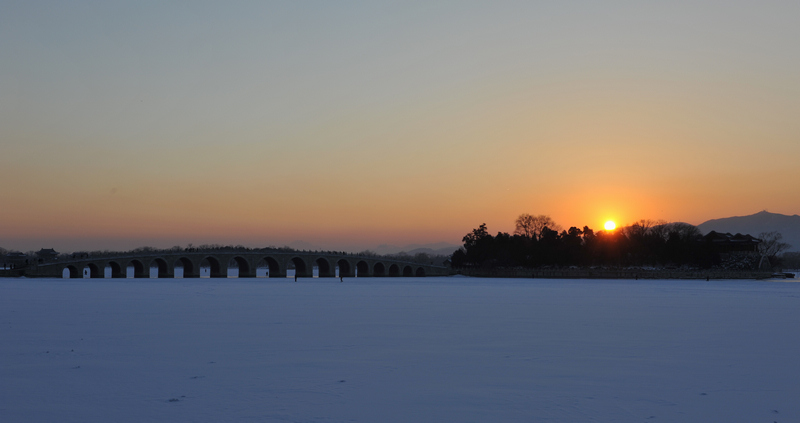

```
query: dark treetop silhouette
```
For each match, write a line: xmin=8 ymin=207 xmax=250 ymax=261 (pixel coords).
xmin=451 ymin=216 xmax=782 ymax=272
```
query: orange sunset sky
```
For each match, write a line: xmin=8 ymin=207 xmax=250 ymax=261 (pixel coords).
xmin=2 ymin=1 xmax=799 ymax=253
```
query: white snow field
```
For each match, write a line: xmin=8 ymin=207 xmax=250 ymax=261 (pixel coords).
xmin=2 ymin=277 xmax=799 ymax=423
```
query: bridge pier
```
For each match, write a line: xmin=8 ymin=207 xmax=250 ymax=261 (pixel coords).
xmin=238 ymin=269 xmax=256 ymax=278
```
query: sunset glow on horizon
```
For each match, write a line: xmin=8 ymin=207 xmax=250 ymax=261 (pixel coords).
xmin=2 ymin=2 xmax=799 ymax=253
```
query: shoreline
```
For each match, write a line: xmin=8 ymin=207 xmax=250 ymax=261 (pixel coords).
xmin=454 ymin=268 xmax=782 ymax=280
xmin=1 ymin=269 xmax=791 ymax=280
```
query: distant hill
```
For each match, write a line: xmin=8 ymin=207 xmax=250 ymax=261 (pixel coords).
xmin=697 ymin=211 xmax=800 ymax=252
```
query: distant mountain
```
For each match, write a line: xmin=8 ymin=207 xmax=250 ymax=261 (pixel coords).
xmin=697 ymin=211 xmax=800 ymax=252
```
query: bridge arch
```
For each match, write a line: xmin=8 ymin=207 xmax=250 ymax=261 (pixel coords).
xmin=336 ymin=259 xmax=353 ymax=278
xmin=257 ymin=257 xmax=281 ymax=278
xmin=87 ymin=263 xmax=103 ymax=278
xmin=150 ymin=258 xmax=169 ymax=278
xmin=200 ymin=256 xmax=223 ymax=278
xmin=174 ymin=257 xmax=196 ymax=278
xmin=388 ymin=264 xmax=400 ymax=277
xmin=289 ymin=257 xmax=309 ymax=278
xmin=415 ymin=267 xmax=426 ymax=277
xmin=108 ymin=261 xmax=124 ymax=278
xmin=315 ymin=257 xmax=332 ymax=278
xmin=356 ymin=261 xmax=369 ymax=277
xmin=229 ymin=256 xmax=251 ymax=278
xmin=127 ymin=259 xmax=146 ymax=278
xmin=373 ymin=262 xmax=386 ymax=277
xmin=63 ymin=265 xmax=81 ymax=278
xmin=403 ymin=265 xmax=413 ymax=277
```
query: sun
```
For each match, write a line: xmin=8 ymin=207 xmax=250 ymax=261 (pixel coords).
xmin=604 ymin=220 xmax=617 ymax=231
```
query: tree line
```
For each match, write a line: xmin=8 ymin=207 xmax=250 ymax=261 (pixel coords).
xmin=450 ymin=214 xmax=789 ymax=270
xmin=2 ymin=244 xmax=441 ymax=266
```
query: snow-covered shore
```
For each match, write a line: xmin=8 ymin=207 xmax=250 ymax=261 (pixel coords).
xmin=2 ymin=277 xmax=798 ymax=422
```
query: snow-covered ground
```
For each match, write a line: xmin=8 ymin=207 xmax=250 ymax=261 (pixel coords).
xmin=2 ymin=277 xmax=799 ymax=422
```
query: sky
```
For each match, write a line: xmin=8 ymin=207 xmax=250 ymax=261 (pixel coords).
xmin=2 ymin=1 xmax=799 ymax=253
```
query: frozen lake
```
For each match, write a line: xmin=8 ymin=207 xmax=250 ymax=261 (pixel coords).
xmin=2 ymin=277 xmax=799 ymax=422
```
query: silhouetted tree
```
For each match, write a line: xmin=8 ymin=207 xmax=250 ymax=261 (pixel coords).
xmin=661 ymin=223 xmax=702 ymax=266
xmin=536 ymin=227 xmax=561 ymax=265
xmin=461 ymin=223 xmax=494 ymax=267
xmin=451 ymin=248 xmax=468 ymax=267
xmin=560 ymin=227 xmax=584 ymax=265
xmin=451 ymin=218 xmax=762 ymax=271
xmin=514 ymin=214 xmax=561 ymax=240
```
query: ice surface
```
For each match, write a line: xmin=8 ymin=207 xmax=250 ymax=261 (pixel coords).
xmin=2 ymin=277 xmax=799 ymax=422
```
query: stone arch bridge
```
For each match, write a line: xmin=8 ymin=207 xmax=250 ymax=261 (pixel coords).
xmin=25 ymin=250 xmax=451 ymax=279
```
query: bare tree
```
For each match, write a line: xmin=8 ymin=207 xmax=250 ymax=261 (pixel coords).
xmin=514 ymin=214 xmax=537 ymax=238
xmin=622 ymin=219 xmax=667 ymax=238
xmin=662 ymin=222 xmax=701 ymax=241
xmin=757 ymin=231 xmax=791 ymax=268
xmin=514 ymin=214 xmax=561 ymax=240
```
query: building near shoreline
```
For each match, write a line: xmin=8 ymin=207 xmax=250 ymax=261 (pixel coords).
xmin=702 ymin=231 xmax=760 ymax=253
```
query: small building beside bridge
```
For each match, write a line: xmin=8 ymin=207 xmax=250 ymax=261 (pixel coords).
xmin=36 ymin=248 xmax=59 ymax=263
xmin=4 ymin=252 xmax=28 ymax=269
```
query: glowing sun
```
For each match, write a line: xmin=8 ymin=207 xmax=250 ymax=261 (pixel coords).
xmin=604 ymin=221 xmax=617 ymax=231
